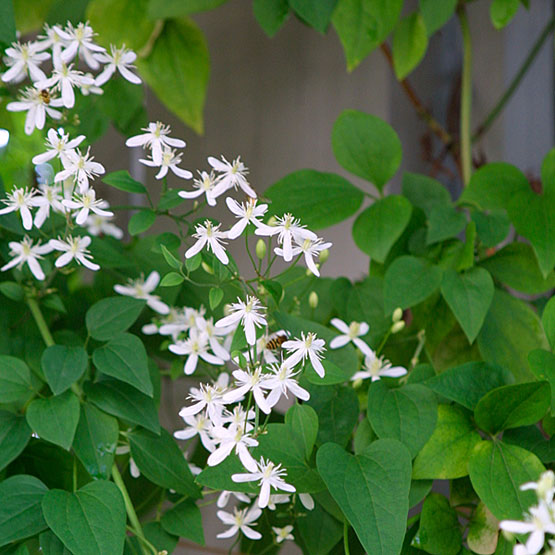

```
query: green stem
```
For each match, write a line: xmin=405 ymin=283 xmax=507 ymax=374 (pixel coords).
xmin=473 ymin=15 xmax=555 ymax=142
xmin=458 ymin=6 xmax=473 ymax=186
xmin=344 ymin=521 xmax=350 ymax=555
xmin=27 ymin=297 xmax=55 ymax=347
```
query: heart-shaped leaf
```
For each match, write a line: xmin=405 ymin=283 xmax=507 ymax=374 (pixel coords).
xmin=317 ymin=439 xmax=412 ymax=554
xmin=42 ymin=345 xmax=88 ymax=396
xmin=42 ymin=480 xmax=126 ymax=555
xmin=0 ymin=410 xmax=31 ymax=471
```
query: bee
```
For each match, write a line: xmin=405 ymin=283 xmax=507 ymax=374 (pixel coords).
xmin=265 ymin=333 xmax=288 ymax=351
xmin=39 ymin=89 xmax=51 ymax=105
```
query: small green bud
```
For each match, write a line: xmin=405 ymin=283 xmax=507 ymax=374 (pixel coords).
xmin=391 ymin=320 xmax=405 ymax=334
xmin=392 ymin=307 xmax=403 ymax=322
xmin=267 ymin=215 xmax=277 ymax=227
xmin=352 ymin=378 xmax=363 ymax=389
xmin=201 ymin=261 xmax=214 ymax=274
xmin=255 ymin=239 xmax=267 ymax=260
xmin=308 ymin=291 xmax=318 ymax=309
xmin=319 ymin=248 xmax=329 ymax=264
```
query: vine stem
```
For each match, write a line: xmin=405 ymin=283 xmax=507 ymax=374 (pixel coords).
xmin=343 ymin=521 xmax=350 ymax=555
xmin=27 ymin=297 xmax=55 ymax=347
xmin=458 ymin=5 xmax=473 ymax=186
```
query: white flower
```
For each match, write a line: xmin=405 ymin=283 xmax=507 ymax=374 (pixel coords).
xmin=216 ymin=506 xmax=262 ymax=541
xmin=280 ymin=237 xmax=332 ymax=277
xmin=216 ymin=490 xmax=251 ymax=509
xmin=232 ymin=458 xmax=296 ymax=509
xmin=6 ymin=87 xmax=63 ymax=135
xmin=169 ymin=328 xmax=225 ymax=375
xmin=209 ymin=155 xmax=256 ymax=199
xmin=60 ymin=22 xmax=106 ymax=69
xmin=0 ymin=186 xmax=38 ymax=230
xmin=283 ymin=332 xmax=326 ymax=378
xmin=84 ymin=214 xmax=123 ymax=239
xmin=197 ymin=317 xmax=230 ymax=361
xmin=95 ymin=44 xmax=141 ymax=85
xmin=225 ymin=197 xmax=268 ymax=239
xmin=139 ymin=147 xmax=192 ymax=180
xmin=330 ymin=318 xmax=372 ymax=356
xmin=255 ymin=213 xmax=317 ymax=262
xmin=185 ymin=220 xmax=229 ymax=265
xmin=55 ymin=148 xmax=105 ymax=193
xmin=521 ymin=471 xmax=555 ymax=504
xmin=125 ymin=122 xmax=185 ymax=166
xmin=34 ymin=24 xmax=70 ymax=66
xmin=273 ymin=525 xmax=294 ymax=543
xmin=223 ymin=367 xmax=272 ymax=414
xmin=33 ymin=183 xmax=65 ymax=228
xmin=174 ymin=412 xmax=216 ymax=452
xmin=208 ymin=425 xmax=258 ymax=472
xmin=113 ymin=271 xmax=169 ymax=315
xmin=351 ymin=350 xmax=407 ymax=382
xmin=62 ymin=188 xmax=113 ymax=225
xmin=179 ymin=384 xmax=227 ymax=426
xmin=1 ymin=237 xmax=53 ymax=280
xmin=500 ymin=502 xmax=555 ymax=555
xmin=221 ymin=405 xmax=255 ymax=429
xmin=263 ymin=363 xmax=310 ymax=408
xmin=266 ymin=494 xmax=291 ymax=511
xmin=32 ymin=128 xmax=86 ymax=166
xmin=215 ymin=296 xmax=267 ymax=346
xmin=2 ymin=41 xmax=50 ymax=83
xmin=80 ymin=73 xmax=104 ymax=96
xmin=178 ymin=171 xmax=218 ymax=206
xmin=36 ymin=61 xmax=94 ymax=109
xmin=49 ymin=235 xmax=100 ymax=271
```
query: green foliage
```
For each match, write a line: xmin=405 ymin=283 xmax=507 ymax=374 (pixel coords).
xmin=128 ymin=209 xmax=156 ymax=236
xmin=0 ymin=0 xmax=16 ymax=46
xmin=253 ymin=0 xmax=289 ymax=37
xmin=392 ymin=13 xmax=428 ymax=80
xmin=419 ymin=0 xmax=457 ymax=36
xmin=285 ymin=403 xmax=319 ymax=459
xmin=160 ymin=499 xmax=204 ymax=545
xmin=86 ymin=297 xmax=146 ymax=341
xmin=0 ymin=411 xmax=31 ymax=471
xmin=543 ymin=296 xmax=555 ymax=351
xmin=148 ymin=0 xmax=229 ymax=18
xmin=289 ymin=0 xmax=337 ymax=33
xmin=0 ymin=356 xmax=40 ymax=403
xmin=490 ymin=0 xmax=520 ymax=29
xmin=42 ymin=346 xmax=88 ymax=396
xmin=102 ymin=171 xmax=147 ymax=194
xmin=418 ymin=493 xmax=461 ymax=554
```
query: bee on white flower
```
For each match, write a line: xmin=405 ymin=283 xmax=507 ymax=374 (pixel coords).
xmin=216 ymin=506 xmax=262 ymax=541
xmin=215 ymin=296 xmax=267 ymax=346
xmin=185 ymin=220 xmax=229 ymax=265
xmin=139 ymin=147 xmax=192 ymax=180
xmin=178 ymin=170 xmax=218 ymax=206
xmin=62 ymin=188 xmax=113 ymax=226
xmin=0 ymin=186 xmax=39 ymax=230
xmin=94 ymin=44 xmax=141 ymax=85
xmin=55 ymin=147 xmax=105 ymax=193
xmin=282 ymin=332 xmax=326 ymax=378
xmin=1 ymin=237 xmax=53 ymax=280
xmin=113 ymin=271 xmax=169 ymax=315
xmin=49 ymin=235 xmax=100 ymax=271
xmin=2 ymin=41 xmax=50 ymax=83
xmin=125 ymin=122 xmax=185 ymax=166
xmin=209 ymin=155 xmax=256 ymax=199
xmin=6 ymin=87 xmax=64 ymax=135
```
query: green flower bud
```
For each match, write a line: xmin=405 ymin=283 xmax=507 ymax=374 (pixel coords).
xmin=255 ymin=239 xmax=267 ymax=260
xmin=201 ymin=261 xmax=214 ymax=275
xmin=391 ymin=321 xmax=405 ymax=334
xmin=392 ymin=307 xmax=403 ymax=322
xmin=319 ymin=248 xmax=330 ymax=264
xmin=309 ymin=291 xmax=318 ymax=309
xmin=267 ymin=215 xmax=277 ymax=227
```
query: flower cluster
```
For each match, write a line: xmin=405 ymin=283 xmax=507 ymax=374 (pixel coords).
xmin=3 ymin=21 xmax=141 ymax=134
xmin=500 ymin=471 xmax=555 ymax=555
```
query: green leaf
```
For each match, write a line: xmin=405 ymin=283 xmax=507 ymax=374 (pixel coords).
xmin=196 ymin=455 xmax=259 ymax=494
xmin=352 ymin=195 xmax=412 ymax=262
xmin=86 ymin=297 xmax=146 ymax=341
xmin=0 ymin=281 xmax=24 ymax=301
xmin=402 ymin=172 xmax=451 ymax=217
xmin=0 ymin=0 xmax=16 ymax=46
xmin=97 ymin=79 xmax=146 ymax=136
xmin=0 ymin=475 xmax=48 ymax=547
xmin=138 ymin=18 xmax=209 ymax=134
xmin=185 ymin=252 xmax=202 ymax=272
xmin=84 ymin=380 xmax=160 ymax=434
xmin=128 ymin=210 xmax=156 ymax=236
xmin=39 ymin=530 xmax=71 ymax=554
xmin=73 ymin=403 xmax=119 ymax=480
xmin=209 ymin=287 xmax=224 ymax=310
xmin=42 ymin=480 xmax=126 ymax=555
xmin=253 ymin=0 xmax=289 ymax=37
xmin=490 ymin=0 xmax=520 ymax=29
xmin=543 ymin=296 xmax=555 ymax=351
xmin=93 ymin=333 xmax=153 ymax=397
xmin=413 ymin=404 xmax=481 ymax=480
xmin=317 ymin=439 xmax=412 ymax=555
xmin=285 ymin=403 xmax=319 ymax=460
xmin=129 ymin=428 xmax=201 ymax=498
xmin=480 ymin=242 xmax=555 ymax=294
xmin=392 ymin=13 xmax=428 ymax=80
xmin=289 ymin=0 xmax=337 ymax=32
xmin=503 ymin=426 xmax=555 ymax=465
xmin=426 ymin=203 xmax=466 ymax=244
xmin=297 ymin=501 xmax=343 ymax=555
xmin=332 ymin=109 xmax=402 ymax=190
xmin=265 ymin=170 xmax=363 ymax=229
xmin=409 ymin=479 xmax=433 ymax=509
xmin=0 ymin=410 xmax=31 ymax=471
xmin=147 ymin=0 xmax=228 ymax=18
xmin=477 ymin=289 xmax=548 ymax=382
xmin=160 ymin=499 xmax=204 ymax=545
xmin=26 ymin=391 xmax=80 ymax=451
xmin=160 ymin=244 xmax=181 ymax=269
xmin=42 ymin=345 xmax=88 ymax=396
xmin=307 ymin=384 xmax=359 ymax=447
xmin=468 ymin=440 xmax=544 ymax=520
xmin=425 ymin=361 xmax=514 ymax=410
xmin=418 ymin=493 xmax=461 ymax=555
xmin=0 ymin=355 xmax=40 ymax=403
xmin=87 ymin=0 xmax=155 ymax=50
xmin=440 ymin=267 xmax=494 ymax=343
xmin=383 ymin=255 xmax=443 ymax=313
xmin=142 ymin=522 xmax=178 ymax=555
xmin=467 ymin=502 xmax=499 ymax=555
xmin=354 ymin=417 xmax=376 ymax=455
xmin=419 ymin=0 xmax=457 ymax=35
xmin=474 ymin=382 xmax=550 ymax=434
xmin=471 ymin=209 xmax=510 ymax=247
xmin=159 ymin=272 xmax=184 ymax=287
xmin=367 ymin=381 xmax=437 ymax=457
xmin=261 ymin=279 xmax=283 ymax=306
xmin=332 ymin=0 xmax=403 ymax=71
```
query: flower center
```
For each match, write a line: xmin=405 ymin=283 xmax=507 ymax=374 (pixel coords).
xmin=349 ymin=322 xmax=360 ymax=338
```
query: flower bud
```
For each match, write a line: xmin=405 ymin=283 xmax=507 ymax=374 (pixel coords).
xmin=319 ymin=248 xmax=329 ymax=264
xmin=267 ymin=215 xmax=277 ymax=227
xmin=392 ymin=307 xmax=403 ymax=322
xmin=352 ymin=378 xmax=363 ymax=389
xmin=308 ymin=291 xmax=318 ymax=309
xmin=255 ymin=239 xmax=267 ymax=260
xmin=391 ymin=320 xmax=405 ymax=334
xmin=201 ymin=261 xmax=214 ymax=275
xmin=536 ymin=470 xmax=555 ymax=501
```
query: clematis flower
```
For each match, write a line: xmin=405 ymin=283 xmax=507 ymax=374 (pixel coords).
xmin=223 ymin=367 xmax=272 ymax=414
xmin=174 ymin=412 xmax=216 ymax=452
xmin=2 ymin=41 xmax=50 ymax=83
xmin=139 ymin=147 xmax=192 ymax=180
xmin=179 ymin=383 xmax=227 ymax=425
xmin=351 ymin=350 xmax=407 ymax=382
xmin=62 ymin=188 xmax=113 ymax=225
xmin=282 ymin=332 xmax=326 ymax=378
xmin=209 ymin=155 xmax=256 ymax=198
xmin=216 ymin=490 xmax=251 ymax=509
xmin=232 ymin=458 xmax=295 ymax=509
xmin=330 ymin=318 xmax=372 ymax=355
xmin=178 ymin=171 xmax=218 ymax=206
xmin=125 ymin=122 xmax=185 ymax=166
xmin=33 ymin=184 xmax=65 ymax=228
xmin=113 ymin=271 xmax=169 ymax=315
xmin=273 ymin=525 xmax=295 ymax=544
xmin=216 ymin=506 xmax=262 ymax=540
xmin=34 ymin=24 xmax=70 ymax=66
xmin=94 ymin=44 xmax=141 ymax=85
xmin=6 ymin=87 xmax=63 ymax=135
xmin=281 ymin=236 xmax=332 ymax=277
xmin=32 ymin=128 xmax=85 ymax=165
xmin=207 ymin=425 xmax=258 ymax=471
xmin=185 ymin=220 xmax=229 ymax=265
xmin=262 ymin=362 xmax=310 ymax=408
xmin=49 ymin=235 xmax=100 ymax=271
xmin=225 ymin=197 xmax=267 ymax=239
xmin=80 ymin=73 xmax=104 ymax=96
xmin=55 ymin=148 xmax=105 ymax=193
xmin=169 ymin=328 xmax=225 ymax=375
xmin=0 ymin=186 xmax=38 ymax=230
xmin=84 ymin=214 xmax=123 ymax=239
xmin=196 ymin=317 xmax=230 ymax=361
xmin=1 ymin=237 xmax=53 ymax=280
xmin=60 ymin=22 xmax=106 ymax=69
xmin=215 ymin=296 xmax=267 ymax=346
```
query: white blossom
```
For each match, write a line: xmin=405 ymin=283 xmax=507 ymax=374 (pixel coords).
xmin=330 ymin=318 xmax=372 ymax=356
xmin=6 ymin=87 xmax=63 ymax=135
xmin=84 ymin=214 xmax=123 ymax=239
xmin=216 ymin=506 xmax=262 ymax=541
xmin=351 ymin=350 xmax=407 ymax=382
xmin=197 ymin=317 xmax=230 ymax=361
xmin=179 ymin=384 xmax=227 ymax=426
xmin=174 ymin=412 xmax=216 ymax=452
xmin=209 ymin=155 xmax=256 ymax=199
xmin=95 ymin=44 xmax=141 ymax=85
xmin=49 ymin=235 xmax=99 ymax=271
xmin=278 ymin=236 xmax=332 ymax=276
xmin=223 ymin=367 xmax=272 ymax=414
xmin=32 ymin=128 xmax=85 ymax=165
xmin=1 ymin=237 xmax=53 ymax=280
xmin=225 ymin=197 xmax=268 ymax=239
xmin=216 ymin=490 xmax=251 ymax=509
xmin=60 ymin=22 xmax=105 ymax=70
xmin=113 ymin=271 xmax=169 ymax=315
xmin=63 ymin=188 xmax=113 ymax=225
xmin=2 ymin=41 xmax=50 ymax=83
xmin=282 ymin=332 xmax=326 ymax=378
xmin=263 ymin=363 xmax=310 ymax=408
xmin=125 ymin=122 xmax=185 ymax=166
xmin=80 ymin=73 xmax=104 ymax=96
xmin=178 ymin=171 xmax=218 ymax=206
xmin=299 ymin=493 xmax=315 ymax=510
xmin=55 ymin=148 xmax=105 ymax=193
xmin=34 ymin=24 xmax=70 ymax=66
xmin=169 ymin=328 xmax=225 ymax=375
xmin=185 ymin=220 xmax=229 ymax=265
xmin=139 ymin=147 xmax=192 ymax=180
xmin=208 ymin=425 xmax=258 ymax=472
xmin=273 ymin=525 xmax=294 ymax=543
xmin=215 ymin=296 xmax=267 ymax=346
xmin=33 ymin=183 xmax=65 ymax=228
xmin=0 ymin=186 xmax=38 ymax=230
